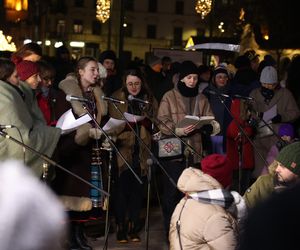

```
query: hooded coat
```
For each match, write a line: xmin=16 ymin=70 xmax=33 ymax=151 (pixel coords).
xmin=0 ymin=80 xmax=61 ymax=177
xmin=169 ymin=168 xmax=238 ymax=250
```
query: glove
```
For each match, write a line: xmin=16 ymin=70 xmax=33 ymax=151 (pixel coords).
xmin=271 ymin=114 xmax=282 ymax=124
xmin=89 ymin=128 xmax=102 ymax=140
xmin=201 ymin=124 xmax=213 ymax=135
xmin=175 ymin=128 xmax=186 ymax=136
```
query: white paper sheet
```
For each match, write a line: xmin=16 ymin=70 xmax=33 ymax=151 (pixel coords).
xmin=56 ymin=109 xmax=91 ymax=134
xmin=102 ymin=117 xmax=126 ymax=132
xmin=123 ymin=112 xmax=145 ymax=123
xmin=263 ymin=104 xmax=277 ymax=122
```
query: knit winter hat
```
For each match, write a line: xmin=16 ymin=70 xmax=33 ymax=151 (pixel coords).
xmin=16 ymin=60 xmax=39 ymax=81
xmin=201 ymin=154 xmax=233 ymax=188
xmin=276 ymin=142 xmax=300 ymax=176
xmin=213 ymin=66 xmax=229 ymax=77
xmin=99 ymin=50 xmax=117 ymax=63
xmin=147 ymin=54 xmax=161 ymax=67
xmin=244 ymin=49 xmax=259 ymax=61
xmin=179 ymin=60 xmax=198 ymax=80
xmin=278 ymin=123 xmax=295 ymax=138
xmin=260 ymin=66 xmax=278 ymax=84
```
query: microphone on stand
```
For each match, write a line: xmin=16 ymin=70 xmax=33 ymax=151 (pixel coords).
xmin=66 ymin=95 xmax=90 ymax=103
xmin=203 ymin=89 xmax=230 ymax=99
xmin=101 ymin=96 xmax=125 ymax=104
xmin=0 ymin=125 xmax=14 ymax=129
xmin=233 ymin=94 xmax=254 ymax=101
xmin=128 ymin=94 xmax=150 ymax=105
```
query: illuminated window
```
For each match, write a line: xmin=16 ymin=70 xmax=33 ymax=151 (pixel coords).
xmin=5 ymin=0 xmax=28 ymax=11
xmin=73 ymin=19 xmax=83 ymax=34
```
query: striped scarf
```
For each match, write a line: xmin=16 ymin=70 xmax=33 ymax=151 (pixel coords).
xmin=188 ymin=188 xmax=247 ymax=222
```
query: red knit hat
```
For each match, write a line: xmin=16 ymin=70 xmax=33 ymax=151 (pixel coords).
xmin=201 ymin=154 xmax=233 ymax=188
xmin=16 ymin=60 xmax=39 ymax=81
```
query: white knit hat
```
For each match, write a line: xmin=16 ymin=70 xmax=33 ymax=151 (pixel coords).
xmin=260 ymin=66 xmax=278 ymax=84
xmin=0 ymin=160 xmax=66 ymax=250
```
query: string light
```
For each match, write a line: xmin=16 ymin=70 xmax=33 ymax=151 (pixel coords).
xmin=195 ymin=0 xmax=212 ymax=19
xmin=96 ymin=0 xmax=111 ymax=23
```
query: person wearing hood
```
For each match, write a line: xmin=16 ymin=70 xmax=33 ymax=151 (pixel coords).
xmin=157 ymin=60 xmax=220 ymax=238
xmin=169 ymin=155 xmax=245 ymax=250
xmin=249 ymin=66 xmax=300 ymax=178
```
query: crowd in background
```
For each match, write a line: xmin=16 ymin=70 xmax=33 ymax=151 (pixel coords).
xmin=1 ymin=43 xmax=300 ymax=250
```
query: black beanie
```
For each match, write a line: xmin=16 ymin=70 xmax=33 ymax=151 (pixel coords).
xmin=99 ymin=50 xmax=117 ymax=63
xmin=213 ymin=66 xmax=229 ymax=77
xmin=179 ymin=61 xmax=198 ymax=80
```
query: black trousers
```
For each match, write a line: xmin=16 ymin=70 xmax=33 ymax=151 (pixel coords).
xmin=114 ymin=168 xmax=144 ymax=225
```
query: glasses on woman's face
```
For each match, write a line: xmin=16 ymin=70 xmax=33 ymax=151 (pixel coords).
xmin=126 ymin=82 xmax=141 ymax=87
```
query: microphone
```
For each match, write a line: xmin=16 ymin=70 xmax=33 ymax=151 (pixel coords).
xmin=0 ymin=125 xmax=14 ymax=129
xmin=203 ymin=89 xmax=230 ymax=98
xmin=66 ymin=95 xmax=90 ymax=103
xmin=128 ymin=94 xmax=150 ymax=104
xmin=233 ymin=94 xmax=254 ymax=101
xmin=101 ymin=96 xmax=125 ymax=104
xmin=146 ymin=158 xmax=153 ymax=166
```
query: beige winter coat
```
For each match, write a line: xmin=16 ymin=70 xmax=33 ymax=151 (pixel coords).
xmin=157 ymin=88 xmax=217 ymax=163
xmin=169 ymin=168 xmax=238 ymax=250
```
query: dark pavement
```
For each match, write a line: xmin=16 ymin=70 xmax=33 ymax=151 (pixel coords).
xmin=87 ymin=206 xmax=169 ymax=250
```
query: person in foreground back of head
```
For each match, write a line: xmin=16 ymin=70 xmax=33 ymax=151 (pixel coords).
xmin=169 ymin=154 xmax=246 ymax=250
xmin=244 ymin=141 xmax=300 ymax=209
xmin=238 ymin=181 xmax=300 ymax=250
xmin=0 ymin=160 xmax=66 ymax=250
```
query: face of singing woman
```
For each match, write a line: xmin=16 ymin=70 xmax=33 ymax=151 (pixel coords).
xmin=79 ymin=60 xmax=100 ymax=89
xmin=181 ymin=74 xmax=198 ymax=88
xmin=126 ymin=75 xmax=142 ymax=96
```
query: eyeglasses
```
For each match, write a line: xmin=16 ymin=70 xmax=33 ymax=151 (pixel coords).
xmin=126 ymin=82 xmax=141 ymax=87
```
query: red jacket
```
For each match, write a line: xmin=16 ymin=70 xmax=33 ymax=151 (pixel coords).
xmin=226 ymin=99 xmax=254 ymax=169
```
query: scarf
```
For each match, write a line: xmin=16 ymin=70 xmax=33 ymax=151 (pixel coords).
xmin=177 ymin=80 xmax=199 ymax=97
xmin=188 ymin=188 xmax=247 ymax=222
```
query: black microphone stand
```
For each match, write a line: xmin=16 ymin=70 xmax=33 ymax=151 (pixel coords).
xmin=101 ymin=140 xmax=113 ymax=250
xmin=110 ymin=101 xmax=178 ymax=249
xmin=0 ymin=129 xmax=109 ymax=196
xmin=83 ymin=105 xmax=142 ymax=184
xmin=145 ymin=158 xmax=153 ymax=250
xmin=82 ymin=104 xmax=142 ymax=250
xmin=212 ymin=93 xmax=268 ymax=193
xmin=110 ymin=101 xmax=177 ymax=188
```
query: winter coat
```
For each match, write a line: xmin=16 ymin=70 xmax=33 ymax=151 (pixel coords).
xmin=108 ymin=88 xmax=157 ymax=176
xmin=19 ymin=81 xmax=47 ymax=126
xmin=51 ymin=74 xmax=107 ymax=211
xmin=169 ymin=168 xmax=238 ymax=250
xmin=0 ymin=80 xmax=61 ymax=177
xmin=243 ymin=161 xmax=277 ymax=208
xmin=249 ymin=86 xmax=300 ymax=177
xmin=157 ymin=87 xmax=217 ymax=163
xmin=226 ymin=99 xmax=255 ymax=169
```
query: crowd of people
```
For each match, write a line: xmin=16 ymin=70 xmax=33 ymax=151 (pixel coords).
xmin=1 ymin=43 xmax=300 ymax=250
